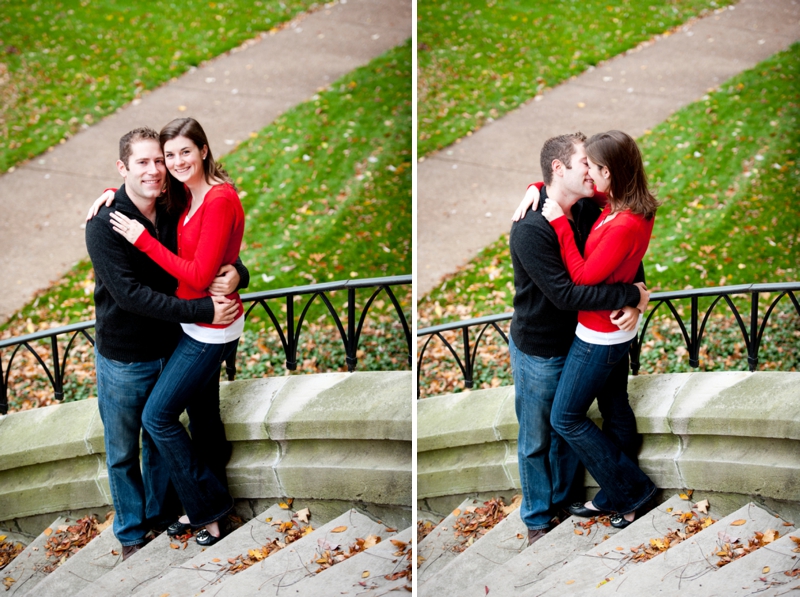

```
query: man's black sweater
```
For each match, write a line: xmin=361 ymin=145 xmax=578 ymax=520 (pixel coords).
xmin=510 ymin=186 xmax=643 ymax=358
xmin=85 ymin=186 xmax=248 ymax=362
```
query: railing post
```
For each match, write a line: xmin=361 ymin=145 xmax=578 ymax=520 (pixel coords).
xmin=50 ymin=335 xmax=64 ymax=402
xmin=462 ymin=326 xmax=474 ymax=389
xmin=285 ymin=294 xmax=297 ymax=371
xmin=346 ymin=286 xmax=357 ymax=372
xmin=629 ymin=339 xmax=641 ymax=376
xmin=688 ymin=296 xmax=700 ymax=368
xmin=0 ymin=356 xmax=7 ymax=415
xmin=748 ymin=291 xmax=759 ymax=371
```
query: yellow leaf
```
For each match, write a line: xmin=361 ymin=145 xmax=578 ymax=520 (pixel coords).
xmin=731 ymin=519 xmax=746 ymax=526
xmin=44 ymin=528 xmax=53 ymax=536
xmin=212 ymin=558 xmax=220 ymax=562
xmin=160 ymin=594 xmax=170 ymax=597
xmin=597 ymin=577 xmax=613 ymax=587
xmin=363 ymin=535 xmax=381 ymax=549
xmin=615 ymin=546 xmax=624 ymax=551
xmin=302 ymin=526 xmax=315 ymax=536
xmin=666 ymin=508 xmax=673 ymax=513
xmin=763 ymin=529 xmax=778 ymax=544
xmin=0 ymin=536 xmax=6 ymax=542
xmin=362 ymin=571 xmax=370 ymax=578
xmin=169 ymin=543 xmax=179 ymax=549
xmin=679 ymin=494 xmax=689 ymax=500
xmin=565 ymin=580 xmax=575 ymax=585
xmin=452 ymin=509 xmax=461 ymax=517
xmin=279 ymin=502 xmax=290 ymax=509
xmin=702 ymin=518 xmax=714 ymax=528
xmin=574 ymin=529 xmax=583 ymax=535
xmin=762 ymin=566 xmax=770 ymax=574
xmin=331 ymin=526 xmax=347 ymax=533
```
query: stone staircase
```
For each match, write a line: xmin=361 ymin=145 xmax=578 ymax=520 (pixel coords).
xmin=1 ymin=505 xmax=411 ymax=596
xmin=418 ymin=495 xmax=800 ymax=596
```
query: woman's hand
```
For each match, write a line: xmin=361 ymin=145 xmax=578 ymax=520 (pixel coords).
xmin=541 ymin=198 xmax=564 ymax=223
xmin=208 ymin=264 xmax=241 ymax=296
xmin=512 ymin=186 xmax=541 ymax=222
xmin=109 ymin=211 xmax=145 ymax=244
xmin=85 ymin=190 xmax=116 ymax=221
xmin=610 ymin=305 xmax=640 ymax=332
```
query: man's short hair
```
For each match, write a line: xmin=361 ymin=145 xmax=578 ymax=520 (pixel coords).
xmin=540 ymin=132 xmax=587 ymax=185
xmin=119 ymin=127 xmax=160 ymax=168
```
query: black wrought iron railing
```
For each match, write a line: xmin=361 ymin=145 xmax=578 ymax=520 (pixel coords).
xmin=417 ymin=282 xmax=800 ymax=397
xmin=0 ymin=275 xmax=411 ymax=414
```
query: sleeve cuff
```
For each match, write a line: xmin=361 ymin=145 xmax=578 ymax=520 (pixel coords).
xmin=196 ymin=297 xmax=216 ymax=324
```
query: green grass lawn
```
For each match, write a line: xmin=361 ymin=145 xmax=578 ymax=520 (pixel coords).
xmin=0 ymin=0 xmax=320 ymax=172
xmin=417 ymin=0 xmax=733 ymax=158
xmin=418 ymin=43 xmax=800 ymax=395
xmin=1 ymin=41 xmax=412 ymax=411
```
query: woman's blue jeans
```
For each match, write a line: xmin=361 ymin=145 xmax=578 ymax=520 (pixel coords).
xmin=141 ymin=334 xmax=237 ymax=526
xmin=550 ymin=337 xmax=655 ymax=514
xmin=509 ymin=336 xmax=582 ymax=531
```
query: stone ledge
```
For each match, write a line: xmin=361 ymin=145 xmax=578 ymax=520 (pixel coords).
xmin=418 ymin=372 xmax=800 ymax=506
xmin=0 ymin=371 xmax=411 ymax=523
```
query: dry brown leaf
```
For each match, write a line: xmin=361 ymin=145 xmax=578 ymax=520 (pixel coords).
xmin=501 ymin=495 xmax=522 ymax=516
xmin=574 ymin=529 xmax=583 ymax=536
xmin=763 ymin=529 xmax=779 ymax=544
xmin=331 ymin=526 xmax=347 ymax=533
xmin=452 ymin=509 xmax=461 ymax=517
xmin=695 ymin=499 xmax=709 ymax=514
xmin=212 ymin=558 xmax=220 ymax=562
xmin=296 ymin=508 xmax=311 ymax=524
xmin=731 ymin=520 xmax=746 ymax=526
xmin=169 ymin=543 xmax=179 ymax=549
xmin=43 ymin=528 xmax=53 ymax=536
xmin=363 ymin=535 xmax=381 ymax=549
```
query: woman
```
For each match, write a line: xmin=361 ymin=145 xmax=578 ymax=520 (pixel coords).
xmin=108 ymin=117 xmax=245 ymax=545
xmin=540 ymin=130 xmax=659 ymax=528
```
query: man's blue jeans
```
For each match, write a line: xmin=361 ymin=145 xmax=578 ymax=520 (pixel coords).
xmin=142 ymin=334 xmax=237 ymax=526
xmin=95 ymin=350 xmax=179 ymax=546
xmin=550 ymin=337 xmax=655 ymax=514
xmin=509 ymin=336 xmax=581 ymax=531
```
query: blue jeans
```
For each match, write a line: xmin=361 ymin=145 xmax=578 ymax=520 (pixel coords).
xmin=141 ymin=334 xmax=237 ymax=526
xmin=95 ymin=350 xmax=180 ymax=546
xmin=550 ymin=337 xmax=656 ymax=514
xmin=509 ymin=336 xmax=582 ymax=530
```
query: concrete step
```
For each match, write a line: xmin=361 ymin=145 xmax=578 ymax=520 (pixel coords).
xmin=420 ymin=507 xmax=529 ymax=597
xmin=23 ymin=524 xmax=119 ymax=597
xmin=511 ymin=494 xmax=728 ymax=596
xmin=283 ymin=527 xmax=412 ymax=596
xmin=72 ymin=524 xmax=207 ymax=597
xmin=2 ymin=516 xmax=67 ymax=596
xmin=696 ymin=531 xmax=800 ymax=597
xmin=128 ymin=503 xmax=294 ymax=597
xmin=593 ymin=503 xmax=795 ymax=596
xmin=416 ymin=497 xmax=482 ymax=583
xmin=208 ymin=509 xmax=395 ymax=597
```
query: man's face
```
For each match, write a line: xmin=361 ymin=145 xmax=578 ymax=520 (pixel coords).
xmin=560 ymin=143 xmax=594 ymax=199
xmin=117 ymin=139 xmax=166 ymax=202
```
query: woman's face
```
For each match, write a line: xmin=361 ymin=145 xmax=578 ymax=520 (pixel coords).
xmin=587 ymin=156 xmax=610 ymax=194
xmin=163 ymin=135 xmax=207 ymax=185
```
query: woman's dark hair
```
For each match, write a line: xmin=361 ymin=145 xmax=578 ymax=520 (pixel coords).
xmin=585 ymin=130 xmax=660 ymax=219
xmin=159 ymin=117 xmax=234 ymax=214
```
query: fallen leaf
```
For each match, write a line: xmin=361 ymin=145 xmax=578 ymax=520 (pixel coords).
xmin=763 ymin=566 xmax=771 ymax=574
xmin=574 ymin=529 xmax=583 ymax=535
xmin=44 ymin=528 xmax=53 ymax=536
xmin=296 ymin=508 xmax=311 ymax=523
xmin=615 ymin=546 xmax=624 ymax=551
xmin=331 ymin=526 xmax=347 ymax=533
xmin=484 ymin=587 xmax=489 ymax=595
xmin=731 ymin=520 xmax=746 ymax=526
xmin=212 ymin=558 xmax=220 ymax=562
xmin=679 ymin=494 xmax=689 ymax=500
xmin=363 ymin=535 xmax=381 ymax=549
xmin=763 ymin=529 xmax=779 ymax=544
xmin=362 ymin=571 xmax=370 ymax=578
xmin=565 ymin=580 xmax=575 ymax=585
xmin=695 ymin=499 xmax=709 ymax=514
xmin=452 ymin=509 xmax=461 ymax=517
xmin=111 ymin=549 xmax=119 ymax=556
xmin=169 ymin=543 xmax=179 ymax=549
xmin=0 ymin=536 xmax=5 ymax=542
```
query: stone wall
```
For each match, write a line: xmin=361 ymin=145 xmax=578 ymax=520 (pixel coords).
xmin=0 ymin=371 xmax=411 ymax=535
xmin=418 ymin=372 xmax=800 ymax=521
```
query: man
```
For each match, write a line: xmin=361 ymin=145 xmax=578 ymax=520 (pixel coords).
xmin=85 ymin=127 xmax=247 ymax=559
xmin=509 ymin=132 xmax=649 ymax=545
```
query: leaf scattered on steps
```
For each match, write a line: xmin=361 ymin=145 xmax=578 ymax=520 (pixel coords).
xmin=574 ymin=529 xmax=583 ymax=536
xmin=362 ymin=570 xmax=370 ymax=578
xmin=597 ymin=577 xmax=613 ymax=587
xmin=716 ymin=529 xmax=781 ymax=567
xmin=565 ymin=580 xmax=575 ymax=585
xmin=501 ymin=495 xmax=522 ymax=516
xmin=212 ymin=558 xmax=220 ymax=562
xmin=452 ymin=498 xmax=508 ymax=553
xmin=331 ymin=526 xmax=347 ymax=533
xmin=731 ymin=519 xmax=746 ymax=526
xmin=169 ymin=543 xmax=179 ymax=549
xmin=43 ymin=528 xmax=53 ymax=536
xmin=452 ymin=509 xmax=461 ymax=517
xmin=296 ymin=508 xmax=311 ymax=524
xmin=763 ymin=566 xmax=771 ymax=573
xmin=694 ymin=499 xmax=709 ymax=514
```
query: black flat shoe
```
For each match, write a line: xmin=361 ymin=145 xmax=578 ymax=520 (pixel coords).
xmin=167 ymin=520 xmax=192 ymax=537
xmin=610 ymin=512 xmax=638 ymax=529
xmin=195 ymin=529 xmax=222 ymax=546
xmin=568 ymin=502 xmax=611 ymax=518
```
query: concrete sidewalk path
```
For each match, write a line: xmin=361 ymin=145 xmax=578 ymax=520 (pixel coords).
xmin=0 ymin=0 xmax=411 ymax=322
xmin=417 ymin=0 xmax=799 ymax=296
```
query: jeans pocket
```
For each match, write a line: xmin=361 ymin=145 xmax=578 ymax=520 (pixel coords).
xmin=607 ymin=341 xmax=632 ymax=365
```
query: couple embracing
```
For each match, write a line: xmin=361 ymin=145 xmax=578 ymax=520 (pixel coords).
xmin=509 ymin=131 xmax=660 ymax=545
xmin=85 ymin=118 xmax=245 ymax=559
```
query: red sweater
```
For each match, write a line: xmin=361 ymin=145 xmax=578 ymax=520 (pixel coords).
xmin=551 ymin=207 xmax=654 ymax=333
xmin=134 ymin=183 xmax=245 ymax=328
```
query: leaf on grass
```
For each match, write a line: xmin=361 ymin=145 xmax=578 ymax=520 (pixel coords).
xmin=695 ymin=499 xmax=709 ymax=514
xmin=731 ymin=520 xmax=746 ymax=526
xmin=331 ymin=526 xmax=347 ymax=533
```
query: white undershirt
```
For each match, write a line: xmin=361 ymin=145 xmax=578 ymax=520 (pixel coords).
xmin=181 ymin=314 xmax=245 ymax=344
xmin=575 ymin=312 xmax=642 ymax=345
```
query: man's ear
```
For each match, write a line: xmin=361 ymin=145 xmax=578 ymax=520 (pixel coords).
xmin=551 ymin=159 xmax=564 ymax=178
xmin=116 ymin=159 xmax=128 ymax=178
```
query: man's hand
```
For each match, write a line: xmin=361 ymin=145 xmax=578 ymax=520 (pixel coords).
xmin=541 ymin=198 xmax=564 ymax=223
xmin=512 ymin=186 xmax=541 ymax=222
xmin=211 ymin=296 xmax=238 ymax=325
xmin=208 ymin=264 xmax=241 ymax=296
xmin=86 ymin=189 xmax=116 ymax=221
xmin=610 ymin=305 xmax=640 ymax=332
xmin=634 ymin=281 xmax=651 ymax=314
